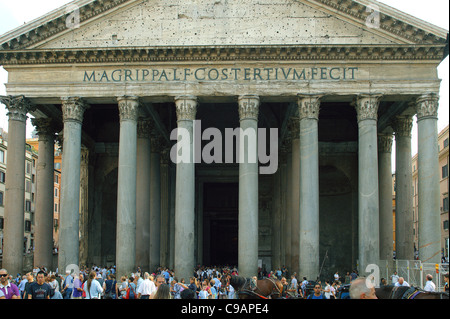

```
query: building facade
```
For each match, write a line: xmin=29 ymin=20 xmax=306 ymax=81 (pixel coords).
xmin=0 ymin=0 xmax=448 ymax=280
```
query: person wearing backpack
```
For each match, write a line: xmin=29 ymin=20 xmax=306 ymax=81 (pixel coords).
xmin=125 ymin=276 xmax=137 ymax=299
xmin=307 ymin=283 xmax=326 ymax=299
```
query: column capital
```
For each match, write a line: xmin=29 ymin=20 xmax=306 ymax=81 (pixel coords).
xmin=392 ymin=115 xmax=413 ymax=137
xmin=416 ymin=93 xmax=439 ymax=120
xmin=0 ymin=95 xmax=35 ymax=122
xmin=31 ymin=117 xmax=61 ymax=141
xmin=288 ymin=117 xmax=300 ymax=140
xmin=297 ymin=94 xmax=322 ymax=120
xmin=238 ymin=95 xmax=260 ymax=121
xmin=117 ymin=96 xmax=140 ymax=122
xmin=175 ymin=95 xmax=198 ymax=121
xmin=354 ymin=94 xmax=383 ymax=122
xmin=61 ymin=97 xmax=88 ymax=123
xmin=377 ymin=133 xmax=393 ymax=153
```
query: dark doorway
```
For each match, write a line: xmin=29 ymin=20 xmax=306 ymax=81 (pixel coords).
xmin=203 ymin=182 xmax=239 ymax=266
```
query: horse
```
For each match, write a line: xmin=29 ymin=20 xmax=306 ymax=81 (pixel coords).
xmin=229 ymin=275 xmax=284 ymax=299
xmin=375 ymin=285 xmax=449 ymax=300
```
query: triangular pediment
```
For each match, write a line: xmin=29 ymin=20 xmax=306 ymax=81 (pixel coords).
xmin=1 ymin=0 xmax=448 ymax=50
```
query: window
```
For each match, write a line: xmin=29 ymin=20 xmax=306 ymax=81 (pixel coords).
xmin=0 ymin=191 xmax=3 ymax=206
xmin=0 ymin=170 xmax=5 ymax=183
xmin=55 ymin=188 xmax=58 ymax=197
xmin=0 ymin=217 xmax=3 ymax=229
xmin=25 ymin=180 xmax=31 ymax=193
xmin=25 ymin=220 xmax=31 ymax=232
xmin=443 ymin=164 xmax=449 ymax=179
xmin=444 ymin=138 xmax=449 ymax=149
xmin=54 ymin=162 xmax=61 ymax=170
xmin=25 ymin=200 xmax=32 ymax=212
xmin=444 ymin=197 xmax=449 ymax=212
xmin=444 ymin=220 xmax=449 ymax=231
xmin=55 ymin=203 xmax=58 ymax=212
xmin=0 ymin=150 xmax=4 ymax=163
xmin=54 ymin=174 xmax=59 ymax=184
xmin=26 ymin=162 xmax=31 ymax=174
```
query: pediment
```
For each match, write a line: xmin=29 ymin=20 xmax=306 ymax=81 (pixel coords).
xmin=0 ymin=0 xmax=448 ymax=64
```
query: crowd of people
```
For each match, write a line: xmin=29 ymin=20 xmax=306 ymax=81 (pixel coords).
xmin=0 ymin=264 xmax=448 ymax=300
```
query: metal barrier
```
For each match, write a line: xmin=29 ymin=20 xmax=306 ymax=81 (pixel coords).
xmin=378 ymin=259 xmax=449 ymax=291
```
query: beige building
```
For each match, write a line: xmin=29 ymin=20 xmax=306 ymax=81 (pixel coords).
xmin=0 ymin=0 xmax=448 ymax=281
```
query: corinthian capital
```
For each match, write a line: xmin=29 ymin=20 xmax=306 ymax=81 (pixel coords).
xmin=0 ymin=95 xmax=35 ymax=122
xmin=61 ymin=97 xmax=88 ymax=123
xmin=31 ymin=117 xmax=61 ymax=141
xmin=298 ymin=94 xmax=322 ymax=120
xmin=238 ymin=95 xmax=260 ymax=121
xmin=354 ymin=94 xmax=382 ymax=122
xmin=117 ymin=96 xmax=140 ymax=122
xmin=175 ymin=95 xmax=197 ymax=121
xmin=378 ymin=134 xmax=393 ymax=153
xmin=416 ymin=93 xmax=439 ymax=120
xmin=392 ymin=115 xmax=413 ymax=137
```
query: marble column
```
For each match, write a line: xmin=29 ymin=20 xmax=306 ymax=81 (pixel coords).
xmin=289 ymin=117 xmax=300 ymax=274
xmin=0 ymin=96 xmax=34 ymax=275
xmin=392 ymin=116 xmax=414 ymax=260
xmin=415 ymin=93 xmax=441 ymax=263
xmin=378 ymin=133 xmax=394 ymax=261
xmin=160 ymin=148 xmax=171 ymax=267
xmin=116 ymin=96 xmax=139 ymax=277
xmin=32 ymin=118 xmax=58 ymax=270
xmin=136 ymin=118 xmax=152 ymax=271
xmin=149 ymin=134 xmax=162 ymax=272
xmin=174 ymin=95 xmax=197 ymax=281
xmin=271 ymin=169 xmax=281 ymax=270
xmin=58 ymin=97 xmax=88 ymax=273
xmin=284 ymin=135 xmax=292 ymax=270
xmin=354 ymin=94 xmax=381 ymax=273
xmin=238 ymin=95 xmax=260 ymax=278
xmin=298 ymin=94 xmax=321 ymax=280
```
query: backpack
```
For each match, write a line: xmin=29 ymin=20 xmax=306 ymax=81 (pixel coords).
xmin=125 ymin=284 xmax=137 ymax=299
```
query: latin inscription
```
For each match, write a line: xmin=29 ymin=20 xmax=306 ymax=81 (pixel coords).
xmin=83 ymin=67 xmax=358 ymax=82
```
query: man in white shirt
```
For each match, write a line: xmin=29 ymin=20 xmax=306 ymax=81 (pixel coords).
xmin=423 ymin=274 xmax=436 ymax=292
xmin=391 ymin=271 xmax=399 ymax=285
xmin=137 ymin=272 xmax=156 ymax=299
xmin=394 ymin=277 xmax=410 ymax=287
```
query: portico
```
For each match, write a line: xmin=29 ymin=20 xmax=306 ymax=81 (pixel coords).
xmin=0 ymin=0 xmax=448 ymax=280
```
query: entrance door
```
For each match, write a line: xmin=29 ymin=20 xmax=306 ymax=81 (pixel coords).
xmin=203 ymin=183 xmax=238 ymax=266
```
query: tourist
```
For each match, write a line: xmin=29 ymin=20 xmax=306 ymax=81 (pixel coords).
xmin=22 ymin=272 xmax=34 ymax=299
xmin=423 ymin=274 xmax=436 ymax=292
xmin=103 ymin=274 xmax=116 ymax=299
xmin=0 ymin=268 xmax=21 ymax=299
xmin=27 ymin=271 xmax=52 ymax=299
xmin=136 ymin=272 xmax=156 ymax=299
xmin=153 ymin=283 xmax=171 ymax=299
xmin=72 ymin=273 xmax=84 ymax=299
xmin=394 ymin=277 xmax=410 ymax=287
xmin=198 ymin=280 xmax=210 ymax=299
xmin=390 ymin=271 xmax=399 ymax=285
xmin=307 ymin=283 xmax=326 ymax=299
xmin=117 ymin=276 xmax=128 ymax=299
xmin=84 ymin=271 xmax=103 ymax=299
xmin=349 ymin=277 xmax=377 ymax=299
xmin=61 ymin=270 xmax=74 ymax=299
xmin=444 ymin=274 xmax=448 ymax=292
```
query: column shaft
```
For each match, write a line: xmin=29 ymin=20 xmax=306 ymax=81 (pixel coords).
xmin=289 ymin=117 xmax=300 ymax=274
xmin=149 ymin=136 xmax=162 ymax=272
xmin=174 ymin=96 xmax=197 ymax=280
xmin=0 ymin=96 xmax=33 ymax=274
xmin=58 ymin=97 xmax=87 ymax=273
xmin=298 ymin=95 xmax=321 ymax=280
xmin=33 ymin=118 xmax=57 ymax=269
xmin=393 ymin=116 xmax=414 ymax=260
xmin=355 ymin=94 xmax=381 ymax=273
xmin=416 ymin=94 xmax=441 ymax=263
xmin=238 ymin=95 xmax=260 ymax=278
xmin=116 ymin=96 xmax=139 ymax=277
xmin=378 ymin=133 xmax=394 ymax=261
xmin=136 ymin=119 xmax=152 ymax=271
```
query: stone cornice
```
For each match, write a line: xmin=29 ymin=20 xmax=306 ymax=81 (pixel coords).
xmin=0 ymin=44 xmax=447 ymax=65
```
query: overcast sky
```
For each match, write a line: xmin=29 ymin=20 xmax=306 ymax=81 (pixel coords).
xmin=0 ymin=0 xmax=448 ymax=162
